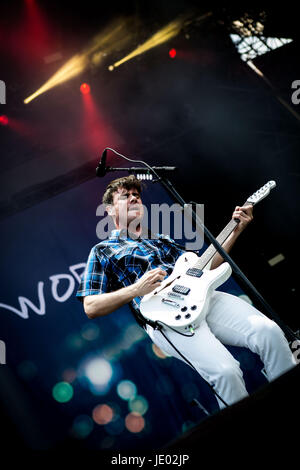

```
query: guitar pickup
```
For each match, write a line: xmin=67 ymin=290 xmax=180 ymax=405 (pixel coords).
xmin=186 ymin=268 xmax=203 ymax=278
xmin=172 ymin=285 xmax=190 ymax=295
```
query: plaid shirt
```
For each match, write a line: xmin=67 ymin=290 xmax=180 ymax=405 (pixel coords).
xmin=76 ymin=228 xmax=186 ymax=324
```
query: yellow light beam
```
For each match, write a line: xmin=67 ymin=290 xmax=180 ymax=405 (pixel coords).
xmin=24 ymin=54 xmax=87 ymax=104
xmin=111 ymin=11 xmax=212 ymax=69
xmin=112 ymin=17 xmax=186 ymax=69
xmin=24 ymin=17 xmax=134 ymax=104
xmin=24 ymin=12 xmax=212 ymax=103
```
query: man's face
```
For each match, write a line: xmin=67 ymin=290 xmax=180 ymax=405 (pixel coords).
xmin=109 ymin=186 xmax=144 ymax=229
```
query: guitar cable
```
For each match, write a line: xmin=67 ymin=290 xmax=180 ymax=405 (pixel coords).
xmin=153 ymin=320 xmax=229 ymax=409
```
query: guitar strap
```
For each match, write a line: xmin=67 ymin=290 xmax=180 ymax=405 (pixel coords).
xmin=158 ymin=236 xmax=200 ymax=255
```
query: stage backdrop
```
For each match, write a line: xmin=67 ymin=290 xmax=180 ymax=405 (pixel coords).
xmin=0 ymin=173 xmax=267 ymax=451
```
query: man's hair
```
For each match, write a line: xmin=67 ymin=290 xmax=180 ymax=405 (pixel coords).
xmin=102 ymin=175 xmax=143 ymax=205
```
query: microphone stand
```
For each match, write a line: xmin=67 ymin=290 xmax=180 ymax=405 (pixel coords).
xmin=102 ymin=166 xmax=177 ymax=174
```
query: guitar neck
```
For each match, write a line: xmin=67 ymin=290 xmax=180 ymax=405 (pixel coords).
xmin=195 ymin=199 xmax=252 ymax=270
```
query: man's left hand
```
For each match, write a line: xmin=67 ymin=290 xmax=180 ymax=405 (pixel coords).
xmin=232 ymin=205 xmax=253 ymax=234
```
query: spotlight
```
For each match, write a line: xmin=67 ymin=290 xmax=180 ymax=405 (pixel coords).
xmin=80 ymin=83 xmax=90 ymax=94
xmin=169 ymin=48 xmax=177 ymax=58
xmin=0 ymin=115 xmax=8 ymax=125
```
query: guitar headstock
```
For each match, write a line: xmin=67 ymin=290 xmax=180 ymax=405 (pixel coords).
xmin=246 ymin=180 xmax=276 ymax=206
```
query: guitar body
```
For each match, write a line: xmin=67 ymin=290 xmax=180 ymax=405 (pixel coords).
xmin=140 ymin=252 xmax=232 ymax=333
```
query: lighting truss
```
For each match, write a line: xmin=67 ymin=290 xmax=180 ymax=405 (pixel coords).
xmin=229 ymin=12 xmax=293 ymax=63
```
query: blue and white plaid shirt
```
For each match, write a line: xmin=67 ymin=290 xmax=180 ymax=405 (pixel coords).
xmin=76 ymin=228 xmax=186 ymax=323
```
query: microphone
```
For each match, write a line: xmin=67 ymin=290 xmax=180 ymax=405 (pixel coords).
xmin=96 ymin=149 xmax=108 ymax=177
xmin=95 ymin=147 xmax=177 ymax=178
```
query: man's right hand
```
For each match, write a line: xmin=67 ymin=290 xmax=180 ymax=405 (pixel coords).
xmin=84 ymin=268 xmax=167 ymax=319
xmin=133 ymin=268 xmax=167 ymax=296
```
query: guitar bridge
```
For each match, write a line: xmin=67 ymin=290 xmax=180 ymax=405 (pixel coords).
xmin=161 ymin=298 xmax=180 ymax=308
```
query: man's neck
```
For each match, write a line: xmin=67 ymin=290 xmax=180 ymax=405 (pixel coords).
xmin=116 ymin=223 xmax=142 ymax=237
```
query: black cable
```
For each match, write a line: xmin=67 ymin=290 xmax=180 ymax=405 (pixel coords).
xmin=155 ymin=320 xmax=195 ymax=337
xmin=154 ymin=322 xmax=229 ymax=408
xmin=104 ymin=147 xmax=163 ymax=182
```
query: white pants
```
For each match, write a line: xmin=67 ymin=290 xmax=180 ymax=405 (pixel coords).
xmin=146 ymin=291 xmax=296 ymax=408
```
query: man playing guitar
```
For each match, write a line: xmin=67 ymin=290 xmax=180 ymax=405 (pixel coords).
xmin=77 ymin=175 xmax=296 ymax=408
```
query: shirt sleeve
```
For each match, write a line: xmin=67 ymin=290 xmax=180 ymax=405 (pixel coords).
xmin=76 ymin=246 xmax=111 ymax=302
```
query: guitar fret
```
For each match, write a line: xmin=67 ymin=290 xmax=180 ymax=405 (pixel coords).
xmin=194 ymin=200 xmax=250 ymax=270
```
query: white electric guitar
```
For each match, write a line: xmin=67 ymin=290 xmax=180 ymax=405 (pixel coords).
xmin=140 ymin=181 xmax=276 ymax=333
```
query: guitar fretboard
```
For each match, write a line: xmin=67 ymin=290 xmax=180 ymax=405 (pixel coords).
xmin=194 ymin=200 xmax=252 ymax=270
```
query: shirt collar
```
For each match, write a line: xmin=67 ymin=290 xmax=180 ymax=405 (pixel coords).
xmin=110 ymin=228 xmax=142 ymax=240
